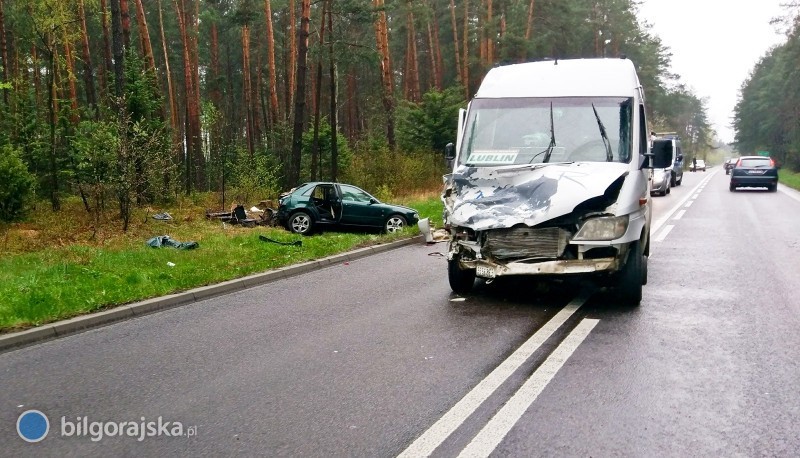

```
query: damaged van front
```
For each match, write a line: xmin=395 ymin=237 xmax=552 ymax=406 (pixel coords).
xmin=442 ymin=58 xmax=671 ymax=305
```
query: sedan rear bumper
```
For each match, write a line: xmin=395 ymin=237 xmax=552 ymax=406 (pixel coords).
xmin=730 ymin=176 xmax=778 ymax=187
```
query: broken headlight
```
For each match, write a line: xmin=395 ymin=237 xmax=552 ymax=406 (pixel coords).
xmin=573 ymin=215 xmax=629 ymax=241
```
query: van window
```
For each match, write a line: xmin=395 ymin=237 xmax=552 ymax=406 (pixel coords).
xmin=459 ymin=97 xmax=633 ymax=166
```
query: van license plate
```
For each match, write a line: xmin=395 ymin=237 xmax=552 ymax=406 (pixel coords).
xmin=476 ymin=266 xmax=496 ymax=278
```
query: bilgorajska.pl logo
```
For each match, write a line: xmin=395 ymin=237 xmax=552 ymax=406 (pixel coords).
xmin=61 ymin=416 xmax=195 ymax=442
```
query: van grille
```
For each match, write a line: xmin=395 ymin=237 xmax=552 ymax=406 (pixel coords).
xmin=483 ymin=227 xmax=568 ymax=260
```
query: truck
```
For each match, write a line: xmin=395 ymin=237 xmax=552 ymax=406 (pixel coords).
xmin=442 ymin=58 xmax=672 ymax=305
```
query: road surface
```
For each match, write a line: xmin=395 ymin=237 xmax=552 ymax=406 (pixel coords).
xmin=3 ymin=167 xmax=800 ymax=456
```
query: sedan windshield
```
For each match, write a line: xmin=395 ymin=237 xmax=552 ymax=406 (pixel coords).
xmin=459 ymin=97 xmax=633 ymax=166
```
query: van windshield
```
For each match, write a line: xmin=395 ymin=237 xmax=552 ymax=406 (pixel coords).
xmin=459 ymin=97 xmax=633 ymax=166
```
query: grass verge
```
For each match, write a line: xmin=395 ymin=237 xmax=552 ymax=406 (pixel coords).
xmin=0 ymin=194 xmax=445 ymax=332
xmin=779 ymin=169 xmax=800 ymax=191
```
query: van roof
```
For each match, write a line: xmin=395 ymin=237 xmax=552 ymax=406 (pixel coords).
xmin=475 ymin=58 xmax=641 ymax=99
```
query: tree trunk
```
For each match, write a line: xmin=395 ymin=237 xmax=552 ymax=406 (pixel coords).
xmin=449 ymin=0 xmax=461 ymax=86
xmin=327 ymin=5 xmax=338 ymax=182
xmin=133 ymin=0 xmax=157 ymax=73
xmin=311 ymin=0 xmax=328 ymax=181
xmin=63 ymin=40 xmax=79 ymax=124
xmin=0 ymin=0 xmax=8 ymax=105
xmin=32 ymin=46 xmax=41 ymax=108
xmin=77 ymin=0 xmax=98 ymax=118
xmin=287 ymin=0 xmax=297 ymax=120
xmin=405 ymin=6 xmax=420 ymax=102
xmin=110 ymin=0 xmax=125 ymax=99
xmin=373 ymin=0 xmax=395 ymax=148
xmin=462 ymin=0 xmax=470 ymax=99
xmin=289 ymin=0 xmax=310 ymax=186
xmin=46 ymin=35 xmax=60 ymax=211
xmin=99 ymin=0 xmax=113 ymax=95
xmin=430 ymin=2 xmax=444 ymax=90
xmin=158 ymin=0 xmax=178 ymax=138
xmin=174 ymin=0 xmax=194 ymax=193
xmin=264 ymin=0 xmax=280 ymax=124
xmin=486 ymin=0 xmax=493 ymax=67
xmin=242 ymin=24 xmax=255 ymax=158
xmin=120 ymin=0 xmax=131 ymax=50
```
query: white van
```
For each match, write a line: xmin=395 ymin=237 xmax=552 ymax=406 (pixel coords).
xmin=442 ymin=58 xmax=671 ymax=305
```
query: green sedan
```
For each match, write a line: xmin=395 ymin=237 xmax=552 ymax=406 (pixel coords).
xmin=276 ymin=182 xmax=420 ymax=235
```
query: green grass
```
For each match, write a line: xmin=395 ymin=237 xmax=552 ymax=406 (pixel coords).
xmin=779 ymin=169 xmax=800 ymax=191
xmin=0 ymin=195 xmax=445 ymax=332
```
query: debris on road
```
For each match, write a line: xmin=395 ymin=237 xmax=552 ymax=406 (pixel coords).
xmin=259 ymin=235 xmax=302 ymax=247
xmin=146 ymin=235 xmax=199 ymax=250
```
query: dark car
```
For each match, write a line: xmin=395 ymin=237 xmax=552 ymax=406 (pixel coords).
xmin=729 ymin=156 xmax=779 ymax=192
xmin=276 ymin=182 xmax=420 ymax=235
xmin=724 ymin=157 xmax=738 ymax=175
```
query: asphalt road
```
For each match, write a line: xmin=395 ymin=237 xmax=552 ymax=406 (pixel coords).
xmin=3 ymin=167 xmax=800 ymax=456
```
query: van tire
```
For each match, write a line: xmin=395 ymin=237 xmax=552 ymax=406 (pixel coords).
xmin=448 ymin=255 xmax=476 ymax=294
xmin=617 ymin=241 xmax=643 ymax=306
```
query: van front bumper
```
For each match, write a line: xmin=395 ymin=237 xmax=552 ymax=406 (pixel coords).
xmin=459 ymin=257 xmax=620 ymax=278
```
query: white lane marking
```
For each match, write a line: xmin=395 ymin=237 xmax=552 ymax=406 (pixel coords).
xmin=692 ymin=194 xmax=700 ymax=199
xmin=397 ymin=293 xmax=590 ymax=458
xmin=654 ymin=224 xmax=674 ymax=242
xmin=457 ymin=319 xmax=600 ymax=458
xmin=673 ymin=209 xmax=687 ymax=220
xmin=778 ymin=184 xmax=800 ymax=204
xmin=684 ymin=200 xmax=694 ymax=208
xmin=652 ymin=169 xmax=717 ymax=234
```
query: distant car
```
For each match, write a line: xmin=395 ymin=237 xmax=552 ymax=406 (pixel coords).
xmin=724 ymin=158 xmax=738 ymax=175
xmin=650 ymin=168 xmax=671 ymax=196
xmin=690 ymin=159 xmax=706 ymax=172
xmin=729 ymin=156 xmax=779 ymax=192
xmin=276 ymin=182 xmax=420 ymax=235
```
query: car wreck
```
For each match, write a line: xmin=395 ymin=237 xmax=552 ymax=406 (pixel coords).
xmin=442 ymin=58 xmax=671 ymax=305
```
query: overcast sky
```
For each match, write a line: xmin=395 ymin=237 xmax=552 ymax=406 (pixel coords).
xmin=637 ymin=0 xmax=789 ymax=143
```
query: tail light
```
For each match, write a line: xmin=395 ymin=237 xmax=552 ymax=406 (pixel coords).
xmin=770 ymin=158 xmax=776 ymax=167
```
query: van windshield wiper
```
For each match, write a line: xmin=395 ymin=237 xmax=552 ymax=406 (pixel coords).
xmin=592 ymin=104 xmax=613 ymax=162
xmin=530 ymin=102 xmax=557 ymax=163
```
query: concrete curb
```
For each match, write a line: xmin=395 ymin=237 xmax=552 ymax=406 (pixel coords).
xmin=0 ymin=235 xmax=424 ymax=353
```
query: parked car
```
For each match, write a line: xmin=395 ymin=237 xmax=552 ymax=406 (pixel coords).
xmin=729 ymin=156 xmax=779 ymax=192
xmin=690 ymin=159 xmax=706 ymax=172
xmin=650 ymin=168 xmax=671 ymax=196
xmin=277 ymin=182 xmax=420 ymax=235
xmin=724 ymin=158 xmax=738 ymax=175
xmin=651 ymin=133 xmax=684 ymax=186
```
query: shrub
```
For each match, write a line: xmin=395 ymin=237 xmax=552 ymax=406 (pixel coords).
xmin=0 ymin=144 xmax=35 ymax=222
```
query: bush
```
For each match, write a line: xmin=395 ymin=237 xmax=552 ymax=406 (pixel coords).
xmin=0 ymin=144 xmax=35 ymax=222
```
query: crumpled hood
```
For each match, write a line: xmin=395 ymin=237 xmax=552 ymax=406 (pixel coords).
xmin=444 ymin=162 xmax=629 ymax=231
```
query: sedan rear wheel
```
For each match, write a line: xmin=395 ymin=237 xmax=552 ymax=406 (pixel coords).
xmin=729 ymin=183 xmax=736 ymax=192
xmin=289 ymin=211 xmax=314 ymax=235
xmin=384 ymin=215 xmax=407 ymax=233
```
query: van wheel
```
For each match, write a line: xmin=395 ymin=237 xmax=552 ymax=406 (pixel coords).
xmin=448 ymin=255 xmax=476 ymax=294
xmin=616 ymin=241 xmax=643 ymax=306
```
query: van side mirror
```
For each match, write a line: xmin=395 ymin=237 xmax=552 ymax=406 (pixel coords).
xmin=445 ymin=142 xmax=456 ymax=160
xmin=677 ymin=154 xmax=683 ymax=162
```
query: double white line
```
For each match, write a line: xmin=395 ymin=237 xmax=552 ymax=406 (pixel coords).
xmin=398 ymin=293 xmax=596 ymax=458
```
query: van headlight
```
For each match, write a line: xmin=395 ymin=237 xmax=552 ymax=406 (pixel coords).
xmin=573 ymin=215 xmax=629 ymax=241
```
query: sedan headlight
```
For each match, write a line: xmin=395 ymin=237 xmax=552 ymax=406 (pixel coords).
xmin=573 ymin=215 xmax=629 ymax=241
